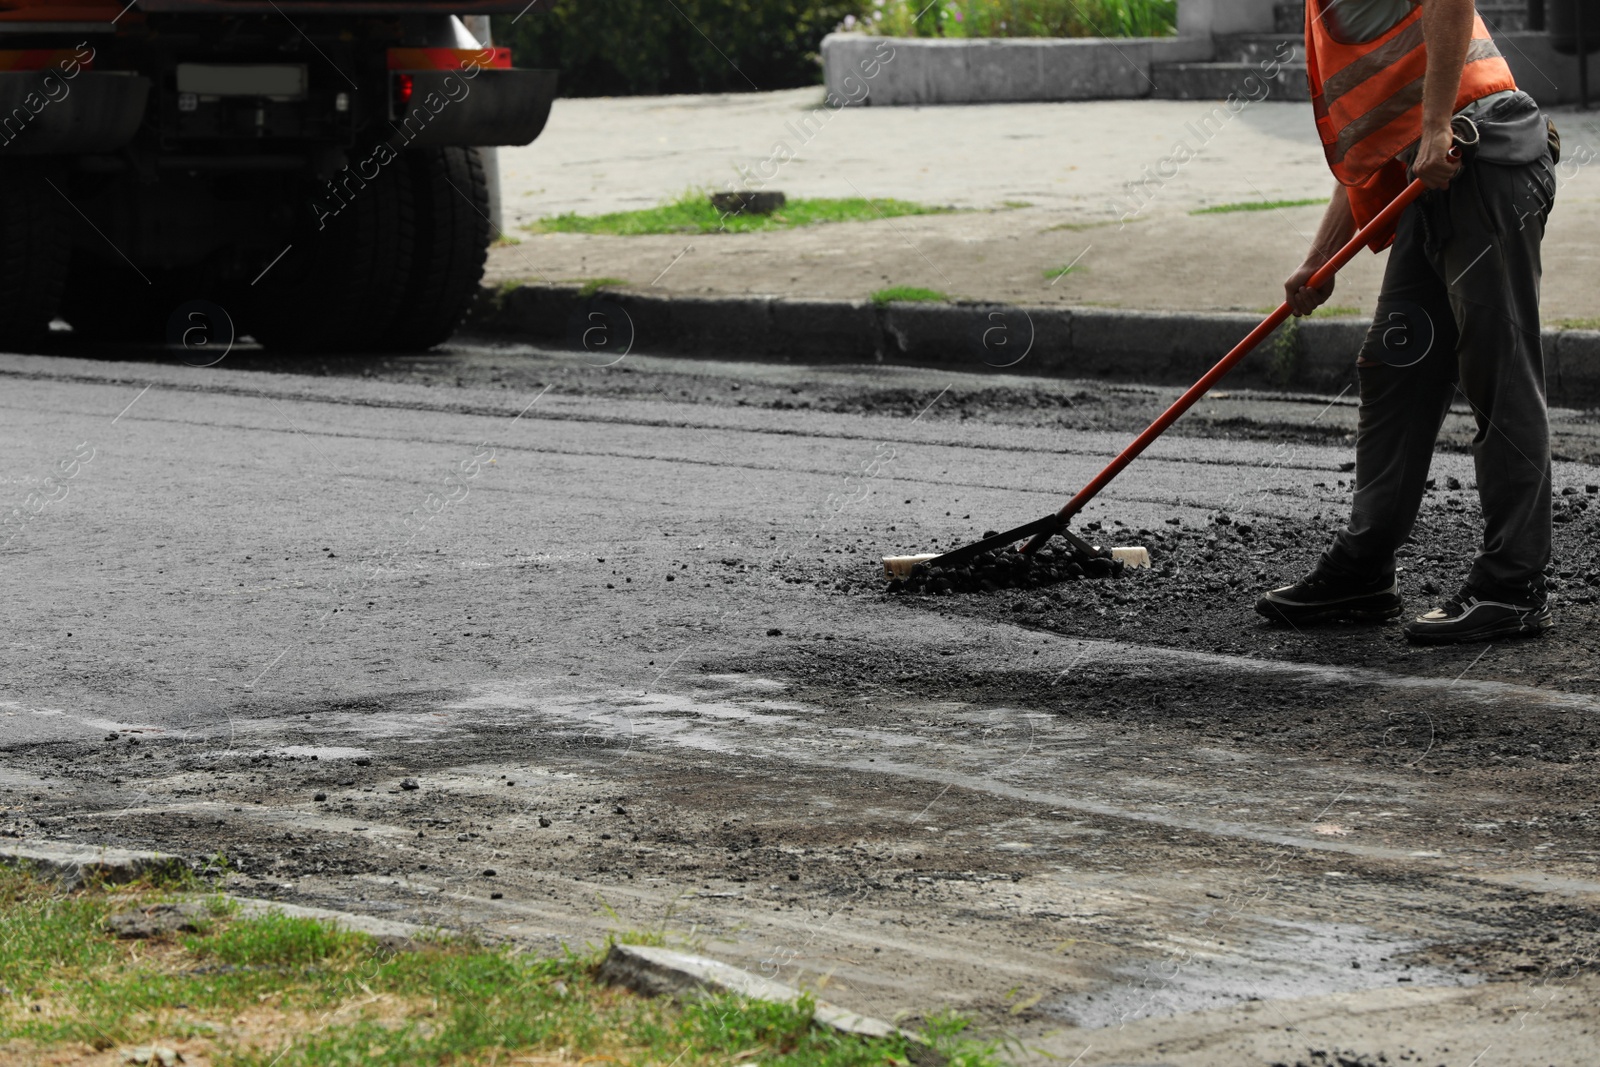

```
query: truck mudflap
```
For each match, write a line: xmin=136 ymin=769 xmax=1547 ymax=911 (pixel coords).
xmin=0 ymin=71 xmax=148 ymax=154
xmin=388 ymin=68 xmax=556 ymax=148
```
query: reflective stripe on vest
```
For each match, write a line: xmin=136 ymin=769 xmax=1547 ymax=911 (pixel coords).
xmin=1305 ymin=0 xmax=1516 ymax=186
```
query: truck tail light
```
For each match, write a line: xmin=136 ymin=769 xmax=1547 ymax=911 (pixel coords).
xmin=392 ymin=73 xmax=413 ymax=114
xmin=385 ymin=47 xmax=511 ymax=71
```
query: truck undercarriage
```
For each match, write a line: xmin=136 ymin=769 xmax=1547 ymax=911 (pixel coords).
xmin=0 ymin=0 xmax=555 ymax=350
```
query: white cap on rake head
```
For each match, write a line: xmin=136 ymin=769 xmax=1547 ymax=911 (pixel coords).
xmin=1111 ymin=546 xmax=1151 ymax=568
xmin=882 ymin=553 xmax=940 ymax=579
xmin=885 ymin=546 xmax=1150 ymax=578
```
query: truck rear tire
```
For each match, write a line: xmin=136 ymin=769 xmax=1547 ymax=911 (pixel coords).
xmin=249 ymin=161 xmax=415 ymax=352
xmin=0 ymin=166 xmax=70 ymax=344
xmin=380 ymin=147 xmax=493 ymax=351
xmin=59 ymin=259 xmax=172 ymax=343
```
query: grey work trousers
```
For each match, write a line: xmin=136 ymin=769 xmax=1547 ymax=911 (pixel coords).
xmin=1321 ymin=150 xmax=1557 ymax=597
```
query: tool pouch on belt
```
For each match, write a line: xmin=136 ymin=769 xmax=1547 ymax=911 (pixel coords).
xmin=1451 ymin=97 xmax=1553 ymax=165
xmin=1547 ymin=117 xmax=1562 ymax=164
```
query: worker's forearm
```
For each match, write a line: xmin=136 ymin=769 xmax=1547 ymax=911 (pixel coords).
xmin=1306 ymin=184 xmax=1357 ymax=265
xmin=1420 ymin=0 xmax=1475 ymax=133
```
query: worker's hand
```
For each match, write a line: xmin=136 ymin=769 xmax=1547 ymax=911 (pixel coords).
xmin=1412 ymin=124 xmax=1461 ymax=189
xmin=1285 ymin=260 xmax=1335 ymax=317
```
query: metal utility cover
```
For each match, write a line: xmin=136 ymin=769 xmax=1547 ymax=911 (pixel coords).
xmin=175 ymin=64 xmax=307 ymax=99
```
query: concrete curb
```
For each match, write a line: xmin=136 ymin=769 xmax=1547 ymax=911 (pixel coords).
xmin=599 ymin=942 xmax=907 ymax=1042
xmin=229 ymin=896 xmax=450 ymax=949
xmin=2 ymin=841 xmax=457 ymax=949
xmin=468 ymin=284 xmax=1600 ymax=406
xmin=1 ymin=841 xmax=190 ymax=890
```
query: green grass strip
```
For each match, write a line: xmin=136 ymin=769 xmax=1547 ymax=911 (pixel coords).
xmin=1191 ymin=197 xmax=1329 ymax=215
xmin=528 ymin=192 xmax=955 ymax=236
xmin=1256 ymin=304 xmax=1364 ymax=318
xmin=870 ymin=286 xmax=948 ymax=306
xmin=575 ymin=276 xmax=630 ymax=296
xmin=0 ymin=866 xmax=1004 ymax=1067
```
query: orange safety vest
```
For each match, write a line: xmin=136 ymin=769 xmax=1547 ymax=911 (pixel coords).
xmin=1304 ymin=0 xmax=1516 ymax=248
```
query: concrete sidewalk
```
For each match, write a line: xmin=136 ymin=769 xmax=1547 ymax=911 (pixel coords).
xmin=491 ymin=90 xmax=1600 ymax=324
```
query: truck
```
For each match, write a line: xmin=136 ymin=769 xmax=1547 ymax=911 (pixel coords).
xmin=0 ymin=0 xmax=556 ymax=351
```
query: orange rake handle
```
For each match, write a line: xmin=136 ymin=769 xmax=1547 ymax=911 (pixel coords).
xmin=1020 ymin=173 xmax=1433 ymax=553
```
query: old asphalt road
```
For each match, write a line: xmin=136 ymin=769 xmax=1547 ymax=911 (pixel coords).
xmin=3 ymin=341 xmax=1599 ymax=1066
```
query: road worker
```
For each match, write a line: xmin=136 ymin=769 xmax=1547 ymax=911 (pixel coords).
xmin=1257 ymin=0 xmax=1559 ymax=643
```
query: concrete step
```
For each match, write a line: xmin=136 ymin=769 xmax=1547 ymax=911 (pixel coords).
xmin=1214 ymin=32 xmax=1305 ymax=64
xmin=1275 ymin=0 xmax=1306 ymax=33
xmin=1149 ymin=61 xmax=1311 ymax=101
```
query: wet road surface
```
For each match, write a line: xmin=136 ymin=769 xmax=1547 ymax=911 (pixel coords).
xmin=3 ymin=341 xmax=1598 ymax=1066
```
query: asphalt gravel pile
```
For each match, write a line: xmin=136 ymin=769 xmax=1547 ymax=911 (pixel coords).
xmin=887 ymin=531 xmax=1124 ymax=596
xmin=869 ymin=513 xmax=1274 ymax=604
xmin=813 ymin=480 xmax=1600 ymax=682
xmin=864 ymin=480 xmax=1600 ymax=606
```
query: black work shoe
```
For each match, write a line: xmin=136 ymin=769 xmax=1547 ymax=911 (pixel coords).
xmin=1403 ymin=584 xmax=1554 ymax=645
xmin=1256 ymin=569 xmax=1403 ymax=625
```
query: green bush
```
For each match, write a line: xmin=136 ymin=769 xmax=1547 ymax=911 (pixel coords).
xmin=494 ymin=0 xmax=866 ymax=96
xmin=855 ymin=0 xmax=1176 ymax=37
xmin=495 ymin=0 xmax=1173 ymax=97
